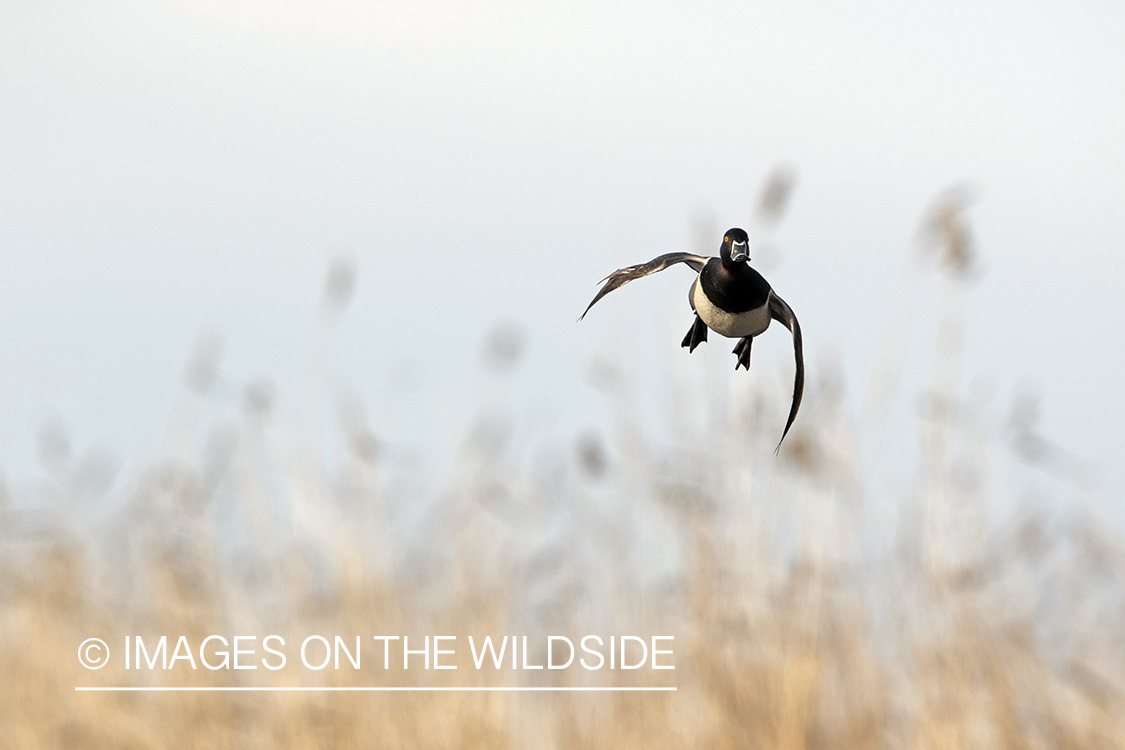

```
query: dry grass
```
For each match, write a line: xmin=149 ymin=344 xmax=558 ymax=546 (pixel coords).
xmin=2 ymin=244 xmax=1123 ymax=748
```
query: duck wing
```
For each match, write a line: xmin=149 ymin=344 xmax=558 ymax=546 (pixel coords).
xmin=580 ymin=252 xmax=709 ymax=320
xmin=768 ymin=292 xmax=804 ymax=452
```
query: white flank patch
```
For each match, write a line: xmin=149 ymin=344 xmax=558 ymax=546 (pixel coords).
xmin=692 ymin=283 xmax=772 ymax=338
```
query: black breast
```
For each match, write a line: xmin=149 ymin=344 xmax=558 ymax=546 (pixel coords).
xmin=699 ymin=259 xmax=772 ymax=313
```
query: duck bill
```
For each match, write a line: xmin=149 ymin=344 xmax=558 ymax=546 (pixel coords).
xmin=730 ymin=244 xmax=750 ymax=263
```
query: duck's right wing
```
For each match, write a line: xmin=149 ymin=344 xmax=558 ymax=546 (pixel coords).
xmin=580 ymin=253 xmax=709 ymax=320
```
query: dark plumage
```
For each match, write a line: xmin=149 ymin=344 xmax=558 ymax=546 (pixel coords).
xmin=581 ymin=228 xmax=804 ymax=451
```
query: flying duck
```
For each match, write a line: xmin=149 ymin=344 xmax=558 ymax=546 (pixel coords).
xmin=581 ymin=228 xmax=804 ymax=450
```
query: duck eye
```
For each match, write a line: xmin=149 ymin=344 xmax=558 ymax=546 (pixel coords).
xmin=724 ymin=236 xmax=729 ymax=242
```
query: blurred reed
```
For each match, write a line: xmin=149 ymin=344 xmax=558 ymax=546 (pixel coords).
xmin=1 ymin=207 xmax=1122 ymax=749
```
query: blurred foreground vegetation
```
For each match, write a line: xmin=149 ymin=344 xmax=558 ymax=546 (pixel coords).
xmin=2 ymin=242 xmax=1123 ymax=749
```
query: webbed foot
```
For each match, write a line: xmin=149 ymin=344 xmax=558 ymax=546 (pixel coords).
xmin=733 ymin=336 xmax=753 ymax=370
xmin=681 ymin=315 xmax=708 ymax=352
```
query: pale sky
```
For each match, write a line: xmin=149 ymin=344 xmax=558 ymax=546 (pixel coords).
xmin=2 ymin=1 xmax=1123 ymax=518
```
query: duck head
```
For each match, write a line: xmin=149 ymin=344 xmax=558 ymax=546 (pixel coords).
xmin=720 ymin=228 xmax=751 ymax=264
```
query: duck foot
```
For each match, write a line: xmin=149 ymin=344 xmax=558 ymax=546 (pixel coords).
xmin=733 ymin=336 xmax=753 ymax=370
xmin=681 ymin=315 xmax=708 ymax=352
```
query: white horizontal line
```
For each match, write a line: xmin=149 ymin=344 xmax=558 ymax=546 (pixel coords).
xmin=75 ymin=686 xmax=676 ymax=692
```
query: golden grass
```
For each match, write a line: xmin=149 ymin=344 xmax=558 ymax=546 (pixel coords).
xmin=4 ymin=381 xmax=1122 ymax=749
xmin=3 ymin=250 xmax=1123 ymax=748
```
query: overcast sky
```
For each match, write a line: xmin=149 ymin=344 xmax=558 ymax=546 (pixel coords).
xmin=2 ymin=1 xmax=1122 ymax=519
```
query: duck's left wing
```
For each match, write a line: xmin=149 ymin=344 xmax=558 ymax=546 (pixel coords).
xmin=580 ymin=252 xmax=709 ymax=320
xmin=769 ymin=292 xmax=804 ymax=452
